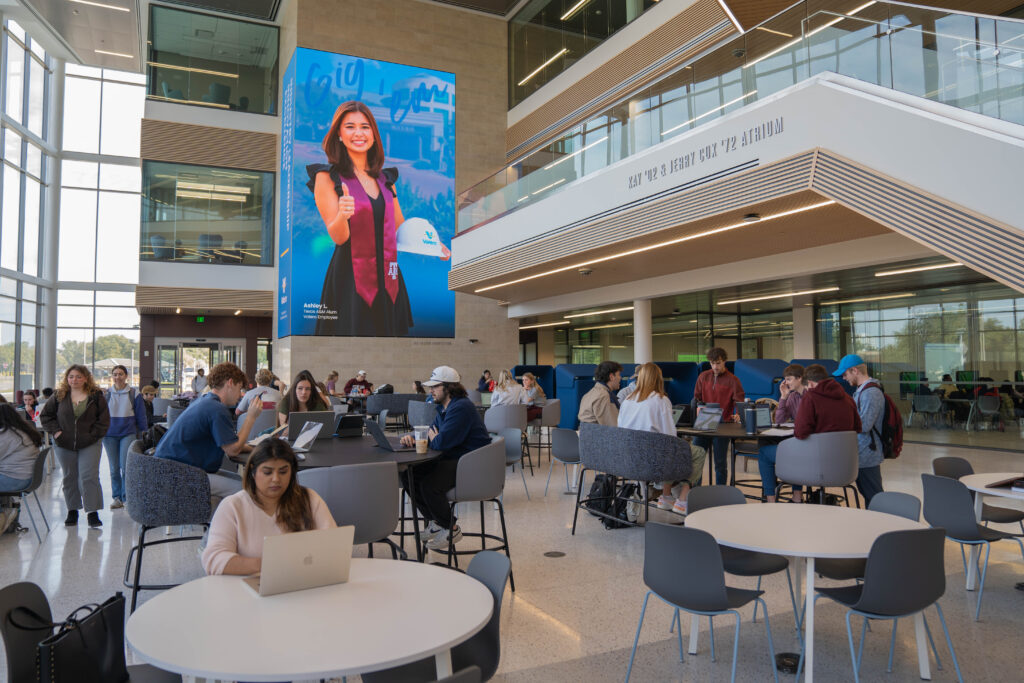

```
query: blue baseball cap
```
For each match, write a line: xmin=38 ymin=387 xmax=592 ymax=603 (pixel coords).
xmin=833 ymin=354 xmax=866 ymax=377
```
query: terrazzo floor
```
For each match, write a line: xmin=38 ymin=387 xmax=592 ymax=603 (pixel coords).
xmin=1 ymin=440 xmax=1022 ymax=682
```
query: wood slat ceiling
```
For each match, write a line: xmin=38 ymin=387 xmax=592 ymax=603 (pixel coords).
xmin=724 ymin=0 xmax=1023 ymax=32
xmin=135 ymin=286 xmax=273 ymax=315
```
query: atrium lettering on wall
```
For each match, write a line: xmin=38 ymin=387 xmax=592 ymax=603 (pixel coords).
xmin=625 ymin=117 xmax=784 ymax=191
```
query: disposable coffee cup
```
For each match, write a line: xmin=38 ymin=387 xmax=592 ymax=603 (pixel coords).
xmin=745 ymin=408 xmax=756 ymax=435
xmin=413 ymin=425 xmax=430 ymax=454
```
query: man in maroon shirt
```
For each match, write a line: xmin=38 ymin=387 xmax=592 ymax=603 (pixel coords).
xmin=757 ymin=364 xmax=861 ymax=502
xmin=693 ymin=347 xmax=745 ymax=485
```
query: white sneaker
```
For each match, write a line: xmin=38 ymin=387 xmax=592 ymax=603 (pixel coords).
xmin=672 ymin=498 xmax=688 ymax=515
xmin=656 ymin=495 xmax=676 ymax=510
xmin=420 ymin=521 xmax=441 ymax=537
xmin=426 ymin=525 xmax=462 ymax=550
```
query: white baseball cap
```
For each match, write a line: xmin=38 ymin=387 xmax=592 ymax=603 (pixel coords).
xmin=423 ymin=365 xmax=460 ymax=387
xmin=357 ymin=370 xmax=367 ymax=376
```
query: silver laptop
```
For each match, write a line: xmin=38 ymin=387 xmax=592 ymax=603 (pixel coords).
xmin=290 ymin=421 xmax=323 ymax=454
xmin=243 ymin=525 xmax=355 ymax=597
xmin=364 ymin=417 xmax=415 ymax=452
xmin=691 ymin=406 xmax=723 ymax=431
xmin=287 ymin=411 xmax=336 ymax=440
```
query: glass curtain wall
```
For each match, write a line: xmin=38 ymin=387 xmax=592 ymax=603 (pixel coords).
xmin=58 ymin=66 xmax=145 ymax=387
xmin=0 ymin=19 xmax=51 ymax=395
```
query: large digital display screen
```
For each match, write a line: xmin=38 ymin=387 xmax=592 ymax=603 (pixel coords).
xmin=279 ymin=48 xmax=455 ymax=338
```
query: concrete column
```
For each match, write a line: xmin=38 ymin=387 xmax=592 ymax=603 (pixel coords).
xmin=792 ymin=300 xmax=816 ymax=359
xmin=633 ymin=298 xmax=652 ymax=363
xmin=39 ymin=58 xmax=64 ymax=387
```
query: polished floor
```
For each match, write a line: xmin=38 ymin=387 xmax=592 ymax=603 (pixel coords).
xmin=1 ymin=441 xmax=1022 ymax=682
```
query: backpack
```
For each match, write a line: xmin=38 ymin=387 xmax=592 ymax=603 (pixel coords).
xmin=583 ymin=475 xmax=637 ymax=529
xmin=103 ymin=387 xmax=137 ymax=406
xmin=860 ymin=384 xmax=903 ymax=459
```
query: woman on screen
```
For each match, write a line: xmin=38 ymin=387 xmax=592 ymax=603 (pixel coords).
xmin=306 ymin=101 xmax=449 ymax=336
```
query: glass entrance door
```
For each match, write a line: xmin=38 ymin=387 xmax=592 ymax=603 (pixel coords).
xmin=154 ymin=338 xmax=246 ymax=395
xmin=156 ymin=345 xmax=179 ymax=398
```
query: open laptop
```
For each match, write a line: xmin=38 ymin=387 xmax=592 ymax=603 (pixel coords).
xmin=364 ymin=417 xmax=415 ymax=452
xmin=290 ymin=421 xmax=323 ymax=454
xmin=334 ymin=413 xmax=364 ymax=438
xmin=691 ymin=405 xmax=723 ymax=431
xmin=243 ymin=525 xmax=355 ymax=597
xmin=287 ymin=411 xmax=335 ymax=441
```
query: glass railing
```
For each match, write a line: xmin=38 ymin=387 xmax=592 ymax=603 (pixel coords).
xmin=458 ymin=0 xmax=1024 ymax=233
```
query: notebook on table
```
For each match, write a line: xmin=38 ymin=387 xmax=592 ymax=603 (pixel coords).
xmin=242 ymin=525 xmax=355 ymax=597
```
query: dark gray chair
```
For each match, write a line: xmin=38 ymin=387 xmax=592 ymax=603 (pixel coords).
xmin=572 ymin=423 xmax=692 ymax=533
xmin=484 ymin=404 xmax=531 ymax=473
xmin=363 ymin=552 xmax=511 ymax=682
xmin=123 ymin=449 xmax=211 ymax=612
xmin=408 ymin=399 xmax=440 ymax=428
xmin=810 ymin=528 xmax=963 ymax=683
xmin=166 ymin=404 xmax=185 ymax=426
xmin=433 ymin=666 xmax=482 ymax=683
xmin=682 ymin=486 xmax=799 ymax=628
xmin=367 ymin=393 xmax=427 ymax=430
xmin=0 ymin=446 xmax=51 ymax=542
xmin=932 ymin=456 xmax=1024 ymax=533
xmin=921 ymin=473 xmax=1024 ymax=620
xmin=546 ymin=427 xmax=580 ymax=496
xmin=775 ymin=430 xmax=861 ymax=508
xmin=467 ymin=389 xmax=483 ymax=406
xmin=816 ymin=491 xmax=921 ymax=581
xmin=0 ymin=581 xmax=182 ymax=681
xmin=500 ymin=429 xmax=529 ymax=499
xmin=526 ymin=398 xmax=561 ymax=456
xmin=438 ymin=439 xmax=515 ymax=592
xmin=626 ymin=523 xmax=778 ymax=683
xmin=298 ymin=461 xmax=404 ymax=559
xmin=910 ymin=394 xmax=944 ymax=428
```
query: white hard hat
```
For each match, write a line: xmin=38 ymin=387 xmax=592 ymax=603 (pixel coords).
xmin=396 ymin=217 xmax=445 ymax=257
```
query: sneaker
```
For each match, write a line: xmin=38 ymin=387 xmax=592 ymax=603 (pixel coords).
xmin=110 ymin=498 xmax=124 ymax=510
xmin=426 ymin=525 xmax=462 ymax=550
xmin=672 ymin=498 xmax=688 ymax=515
xmin=64 ymin=510 xmax=78 ymax=526
xmin=87 ymin=512 xmax=102 ymax=528
xmin=657 ymin=494 xmax=676 ymax=510
xmin=421 ymin=521 xmax=441 ymax=537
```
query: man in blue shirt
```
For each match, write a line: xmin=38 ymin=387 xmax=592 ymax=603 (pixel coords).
xmin=835 ymin=354 xmax=886 ymax=504
xmin=155 ymin=362 xmax=263 ymax=509
xmin=401 ymin=365 xmax=491 ymax=550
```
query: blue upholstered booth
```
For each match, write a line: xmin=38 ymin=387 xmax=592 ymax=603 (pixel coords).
xmin=733 ymin=359 xmax=789 ymax=400
xmin=790 ymin=359 xmax=839 ymax=375
xmin=554 ymin=364 xmax=596 ymax=428
xmin=655 ymin=362 xmax=700 ymax=405
xmin=511 ymin=365 xmax=555 ymax=399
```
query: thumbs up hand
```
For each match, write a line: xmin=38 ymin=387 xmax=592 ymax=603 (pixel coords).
xmin=337 ymin=182 xmax=355 ymax=221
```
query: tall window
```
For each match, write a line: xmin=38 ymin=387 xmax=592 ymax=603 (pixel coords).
xmin=0 ymin=19 xmax=51 ymax=394
xmin=58 ymin=65 xmax=145 ymax=386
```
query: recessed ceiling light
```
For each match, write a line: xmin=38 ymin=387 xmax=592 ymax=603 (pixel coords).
xmin=564 ymin=306 xmax=634 ymax=319
xmin=874 ymin=262 xmax=962 ymax=277
xmin=518 ymin=321 xmax=569 ymax=330
xmin=69 ymin=0 xmax=130 ymax=12
xmin=94 ymin=49 xmax=133 ymax=59
xmin=234 ymin=310 xmax=242 ymax=315
xmin=574 ymin=322 xmax=633 ymax=331
xmin=175 ymin=307 xmax=181 ymax=314
xmin=717 ymin=287 xmax=839 ymax=306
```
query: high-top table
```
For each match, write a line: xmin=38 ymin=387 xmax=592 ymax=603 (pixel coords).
xmin=686 ymin=504 xmax=927 ymax=682
xmin=959 ymin=472 xmax=1024 ymax=590
xmin=126 ymin=558 xmax=492 ymax=683
xmin=677 ymin=422 xmax=794 ymax=493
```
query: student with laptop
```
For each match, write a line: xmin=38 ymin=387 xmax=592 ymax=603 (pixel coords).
xmin=617 ymin=363 xmax=706 ymax=515
xmin=756 ymin=364 xmax=862 ymax=503
xmin=399 ymin=366 xmax=491 ymax=550
xmin=693 ymin=347 xmax=745 ymax=486
xmin=277 ymin=369 xmax=330 ymax=436
xmin=202 ymin=439 xmax=336 ymax=576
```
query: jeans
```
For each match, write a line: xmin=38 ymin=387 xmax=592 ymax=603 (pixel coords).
xmin=693 ymin=435 xmax=730 ymax=485
xmin=54 ymin=442 xmax=104 ymax=513
xmin=856 ymin=465 xmax=884 ymax=505
xmin=758 ymin=444 xmax=804 ymax=498
xmin=208 ymin=472 xmax=243 ymax=515
xmin=0 ymin=474 xmax=31 ymax=492
xmin=102 ymin=433 xmax=136 ymax=502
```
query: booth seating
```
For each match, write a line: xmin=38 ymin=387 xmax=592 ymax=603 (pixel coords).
xmin=511 ymin=365 xmax=555 ymax=400
xmin=732 ymin=359 xmax=788 ymax=402
xmin=554 ymin=364 xmax=597 ymax=429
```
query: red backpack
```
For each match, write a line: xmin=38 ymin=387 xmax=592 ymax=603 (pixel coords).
xmin=862 ymin=384 xmax=903 ymax=459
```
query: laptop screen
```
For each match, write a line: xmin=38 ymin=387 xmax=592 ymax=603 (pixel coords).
xmin=292 ymin=421 xmax=323 ymax=450
xmin=692 ymin=406 xmax=722 ymax=430
xmin=672 ymin=408 xmax=683 ymax=425
xmin=756 ymin=406 xmax=772 ymax=428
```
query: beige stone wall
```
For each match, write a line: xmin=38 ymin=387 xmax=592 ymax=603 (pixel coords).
xmin=275 ymin=0 xmax=516 ymax=387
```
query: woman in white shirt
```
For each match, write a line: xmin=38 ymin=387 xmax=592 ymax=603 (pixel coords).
xmin=489 ymin=369 xmax=525 ymax=407
xmin=202 ymin=439 xmax=336 ymax=575
xmin=617 ymin=362 xmax=705 ymax=515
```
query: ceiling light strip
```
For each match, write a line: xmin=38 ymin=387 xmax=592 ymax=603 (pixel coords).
xmin=717 ymin=286 xmax=839 ymax=306
xmin=474 ymin=200 xmax=835 ymax=293
xmin=745 ymin=1 xmax=876 ymax=69
xmin=518 ymin=321 xmax=570 ymax=330
xmin=147 ymin=61 xmax=240 ymax=79
xmin=874 ymin=262 xmax=962 ymax=277
xmin=574 ymin=322 xmax=633 ymax=331
xmin=564 ymin=306 xmax=634 ymax=319
xmin=818 ymin=293 xmax=916 ymax=305
xmin=517 ymin=48 xmax=568 ymax=87
xmin=560 ymin=0 xmax=590 ymax=21
xmin=69 ymin=0 xmax=130 ymax=11
xmin=95 ymin=49 xmax=133 ymax=59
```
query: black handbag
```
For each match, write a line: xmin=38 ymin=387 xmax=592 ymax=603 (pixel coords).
xmin=11 ymin=592 xmax=129 ymax=683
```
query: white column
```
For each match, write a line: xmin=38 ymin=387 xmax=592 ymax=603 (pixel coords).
xmin=39 ymin=58 xmax=64 ymax=387
xmin=633 ymin=298 xmax=652 ymax=363
xmin=792 ymin=299 xmax=816 ymax=359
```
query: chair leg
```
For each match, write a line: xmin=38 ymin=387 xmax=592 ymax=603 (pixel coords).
xmin=31 ymin=490 xmax=50 ymax=532
xmin=845 ymin=611 xmax=861 ymax=683
xmin=563 ymin=462 xmax=571 ymax=492
xmin=20 ymin=493 xmax=41 ymax=543
xmin=729 ymin=611 xmax=741 ymax=683
xmin=975 ymin=542 xmax=991 ymax=621
xmin=709 ymin=615 xmax=716 ymax=662
xmin=495 ymin=498 xmax=515 ymax=592
xmin=758 ymin=599 xmax=780 ymax=683
xmin=571 ymin=467 xmax=587 ymax=535
xmin=670 ymin=607 xmax=678 ymax=633
xmin=886 ymin=618 xmax=896 ymax=672
xmin=935 ymin=603 xmax=964 ymax=683
xmin=544 ymin=458 xmax=555 ymax=496
xmin=783 ymin=567 xmax=802 ymax=636
xmin=923 ymin=611 xmax=943 ymax=670
xmin=752 ymin=576 xmax=761 ymax=622
xmin=479 ymin=502 xmax=487 ymax=551
xmin=625 ymin=591 xmax=651 ymax=683
xmin=130 ymin=526 xmax=148 ymax=613
xmin=520 ymin=466 xmax=531 ymax=500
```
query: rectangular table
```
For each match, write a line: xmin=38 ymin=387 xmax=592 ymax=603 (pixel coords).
xmin=677 ymin=422 xmax=794 ymax=495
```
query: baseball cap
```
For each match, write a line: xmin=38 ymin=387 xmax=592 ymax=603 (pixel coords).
xmin=833 ymin=354 xmax=866 ymax=377
xmin=423 ymin=366 xmax=460 ymax=387
xmin=357 ymin=370 xmax=367 ymax=376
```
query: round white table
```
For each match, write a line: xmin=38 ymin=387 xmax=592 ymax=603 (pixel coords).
xmin=959 ymin=472 xmax=1024 ymax=590
xmin=126 ymin=558 xmax=493 ymax=682
xmin=686 ymin=504 xmax=926 ymax=682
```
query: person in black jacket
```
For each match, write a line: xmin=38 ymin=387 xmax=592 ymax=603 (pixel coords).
xmin=40 ymin=365 xmax=110 ymax=528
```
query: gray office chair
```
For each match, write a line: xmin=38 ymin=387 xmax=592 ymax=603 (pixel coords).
xmin=432 ymin=666 xmax=482 ymax=683
xmin=166 ymin=404 xmax=185 ymax=426
xmin=408 ymin=399 xmax=439 ymax=428
xmin=467 ymin=389 xmax=483 ymax=406
xmin=921 ymin=473 xmax=1024 ymax=620
xmin=484 ymin=404 xmax=530 ymax=473
xmin=298 ymin=462 xmax=404 ymax=559
xmin=546 ymin=427 xmax=580 ymax=496
xmin=975 ymin=394 xmax=1001 ymax=429
xmin=932 ymin=456 xmax=1024 ymax=532
xmin=499 ymin=429 xmax=529 ymax=499
xmin=816 ymin=491 xmax=922 ymax=581
xmin=526 ymin=398 xmax=560 ymax=457
xmin=0 ymin=582 xmax=182 ymax=683
xmin=775 ymin=430 xmax=861 ymax=508
xmin=0 ymin=446 xmax=51 ymax=542
xmin=910 ymin=394 xmax=943 ymax=428
xmin=123 ymin=449 xmax=211 ymax=612
xmin=626 ymin=523 xmax=779 ymax=683
xmin=437 ymin=439 xmax=515 ymax=591
xmin=810 ymin=528 xmax=963 ymax=683
xmin=248 ymin=406 xmax=277 ymax=437
xmin=363 ymin=552 xmax=510 ymax=682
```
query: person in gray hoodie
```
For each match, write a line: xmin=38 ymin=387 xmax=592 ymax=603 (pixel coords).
xmin=835 ymin=354 xmax=886 ymax=504
xmin=102 ymin=364 xmax=147 ymax=509
xmin=0 ymin=403 xmax=43 ymax=533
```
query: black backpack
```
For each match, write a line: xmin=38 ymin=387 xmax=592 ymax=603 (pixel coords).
xmin=583 ymin=475 xmax=637 ymax=529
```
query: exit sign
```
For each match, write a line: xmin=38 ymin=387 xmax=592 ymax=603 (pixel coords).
xmin=196 ymin=316 xmax=205 ymax=323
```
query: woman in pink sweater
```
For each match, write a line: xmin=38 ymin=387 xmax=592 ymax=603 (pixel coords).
xmin=202 ymin=439 xmax=335 ymax=575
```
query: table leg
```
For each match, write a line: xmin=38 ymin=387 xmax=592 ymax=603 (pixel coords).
xmin=966 ymin=493 xmax=984 ymax=590
xmin=406 ymin=467 xmax=426 ymax=562
xmin=688 ymin=613 xmax=700 ymax=655
xmin=965 ymin=400 xmax=975 ymax=431
xmin=804 ymin=557 xmax=815 ymax=682
xmin=435 ymin=649 xmax=453 ymax=678
xmin=914 ymin=613 xmax=932 ymax=680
